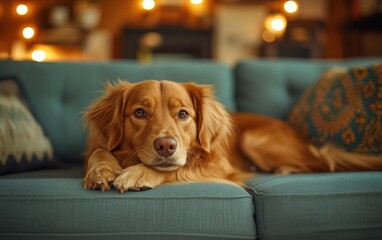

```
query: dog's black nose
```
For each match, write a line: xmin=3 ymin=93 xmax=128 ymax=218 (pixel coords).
xmin=153 ymin=137 xmax=177 ymax=158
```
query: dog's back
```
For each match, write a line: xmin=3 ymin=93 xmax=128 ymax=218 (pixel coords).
xmin=230 ymin=113 xmax=382 ymax=174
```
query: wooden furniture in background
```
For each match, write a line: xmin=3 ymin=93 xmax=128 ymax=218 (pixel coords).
xmin=123 ymin=25 xmax=213 ymax=62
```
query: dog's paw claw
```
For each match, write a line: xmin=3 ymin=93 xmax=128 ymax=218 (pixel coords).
xmin=140 ymin=186 xmax=153 ymax=191
xmin=126 ymin=186 xmax=153 ymax=192
xmin=84 ymin=163 xmax=122 ymax=191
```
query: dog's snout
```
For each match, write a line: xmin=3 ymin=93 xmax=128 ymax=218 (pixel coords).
xmin=154 ymin=137 xmax=177 ymax=158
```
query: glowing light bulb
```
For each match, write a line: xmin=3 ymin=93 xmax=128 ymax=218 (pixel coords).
xmin=142 ymin=0 xmax=155 ymax=10
xmin=265 ymin=14 xmax=287 ymax=36
xmin=31 ymin=50 xmax=46 ymax=62
xmin=271 ymin=18 xmax=286 ymax=32
xmin=22 ymin=27 xmax=35 ymax=39
xmin=284 ymin=1 xmax=298 ymax=14
xmin=190 ymin=0 xmax=203 ymax=5
xmin=16 ymin=4 xmax=28 ymax=16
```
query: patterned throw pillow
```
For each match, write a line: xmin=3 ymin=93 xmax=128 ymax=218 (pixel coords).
xmin=0 ymin=78 xmax=59 ymax=175
xmin=288 ymin=64 xmax=382 ymax=156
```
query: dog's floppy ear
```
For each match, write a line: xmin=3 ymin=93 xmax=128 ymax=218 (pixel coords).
xmin=84 ymin=81 xmax=130 ymax=151
xmin=183 ymin=83 xmax=233 ymax=152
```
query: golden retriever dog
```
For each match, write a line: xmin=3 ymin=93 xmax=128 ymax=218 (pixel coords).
xmin=83 ymin=80 xmax=382 ymax=192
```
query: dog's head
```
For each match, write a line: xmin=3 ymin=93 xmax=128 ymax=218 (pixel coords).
xmin=84 ymin=80 xmax=232 ymax=171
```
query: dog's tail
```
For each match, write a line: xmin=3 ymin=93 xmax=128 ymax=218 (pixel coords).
xmin=309 ymin=144 xmax=382 ymax=172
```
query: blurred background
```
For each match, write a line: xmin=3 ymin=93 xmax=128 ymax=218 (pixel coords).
xmin=0 ymin=0 xmax=381 ymax=65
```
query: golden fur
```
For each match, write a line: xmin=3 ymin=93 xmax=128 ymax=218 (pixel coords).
xmin=83 ymin=80 xmax=382 ymax=192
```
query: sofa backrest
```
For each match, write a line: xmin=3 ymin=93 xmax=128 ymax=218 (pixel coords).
xmin=0 ymin=60 xmax=234 ymax=164
xmin=234 ymin=58 xmax=382 ymax=120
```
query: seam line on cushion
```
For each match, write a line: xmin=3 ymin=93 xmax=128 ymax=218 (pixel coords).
xmin=249 ymin=175 xmax=382 ymax=194
xmin=256 ymin=195 xmax=266 ymax=239
xmin=258 ymin=224 xmax=382 ymax=239
xmin=0 ymin=195 xmax=253 ymax=200
xmin=0 ymin=232 xmax=255 ymax=239
xmin=252 ymin=191 xmax=382 ymax=197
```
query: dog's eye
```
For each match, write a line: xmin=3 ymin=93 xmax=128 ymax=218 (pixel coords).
xmin=178 ymin=110 xmax=189 ymax=120
xmin=135 ymin=108 xmax=146 ymax=118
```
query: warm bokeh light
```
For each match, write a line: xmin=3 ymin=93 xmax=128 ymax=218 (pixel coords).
xmin=16 ymin=4 xmax=28 ymax=15
xmin=265 ymin=14 xmax=287 ymax=36
xmin=271 ymin=18 xmax=285 ymax=32
xmin=262 ymin=30 xmax=276 ymax=43
xmin=284 ymin=1 xmax=298 ymax=14
xmin=142 ymin=0 xmax=155 ymax=10
xmin=190 ymin=0 xmax=204 ymax=5
xmin=22 ymin=27 xmax=35 ymax=39
xmin=31 ymin=50 xmax=46 ymax=62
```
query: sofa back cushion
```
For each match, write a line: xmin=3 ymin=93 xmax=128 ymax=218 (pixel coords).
xmin=0 ymin=60 xmax=234 ymax=164
xmin=234 ymin=58 xmax=382 ymax=120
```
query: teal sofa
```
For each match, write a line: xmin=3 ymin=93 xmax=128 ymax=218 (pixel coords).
xmin=0 ymin=59 xmax=381 ymax=240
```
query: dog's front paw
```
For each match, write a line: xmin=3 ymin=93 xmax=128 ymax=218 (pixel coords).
xmin=84 ymin=162 xmax=122 ymax=192
xmin=113 ymin=164 xmax=165 ymax=193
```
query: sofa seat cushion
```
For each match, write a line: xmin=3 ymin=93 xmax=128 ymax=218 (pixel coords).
xmin=0 ymin=166 xmax=256 ymax=240
xmin=246 ymin=172 xmax=382 ymax=240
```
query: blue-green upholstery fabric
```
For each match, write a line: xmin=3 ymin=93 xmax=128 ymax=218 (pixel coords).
xmin=0 ymin=60 xmax=234 ymax=164
xmin=246 ymin=172 xmax=382 ymax=240
xmin=0 ymin=166 xmax=256 ymax=240
xmin=235 ymin=58 xmax=382 ymax=119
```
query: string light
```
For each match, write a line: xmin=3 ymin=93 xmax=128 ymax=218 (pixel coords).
xmin=284 ymin=1 xmax=298 ymax=14
xmin=190 ymin=0 xmax=204 ymax=5
xmin=31 ymin=50 xmax=46 ymax=62
xmin=271 ymin=18 xmax=285 ymax=32
xmin=142 ymin=0 xmax=155 ymax=10
xmin=22 ymin=27 xmax=35 ymax=39
xmin=264 ymin=14 xmax=287 ymax=36
xmin=16 ymin=4 xmax=28 ymax=16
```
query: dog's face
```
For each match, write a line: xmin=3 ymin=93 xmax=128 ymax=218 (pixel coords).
xmin=85 ymin=80 xmax=232 ymax=172
xmin=122 ymin=80 xmax=197 ymax=171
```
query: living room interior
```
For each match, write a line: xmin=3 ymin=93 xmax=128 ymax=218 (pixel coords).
xmin=1 ymin=0 xmax=381 ymax=64
xmin=1 ymin=1 xmax=382 ymax=240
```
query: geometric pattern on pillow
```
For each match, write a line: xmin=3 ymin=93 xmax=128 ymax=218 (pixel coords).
xmin=288 ymin=64 xmax=382 ymax=156
xmin=0 ymin=78 xmax=58 ymax=175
